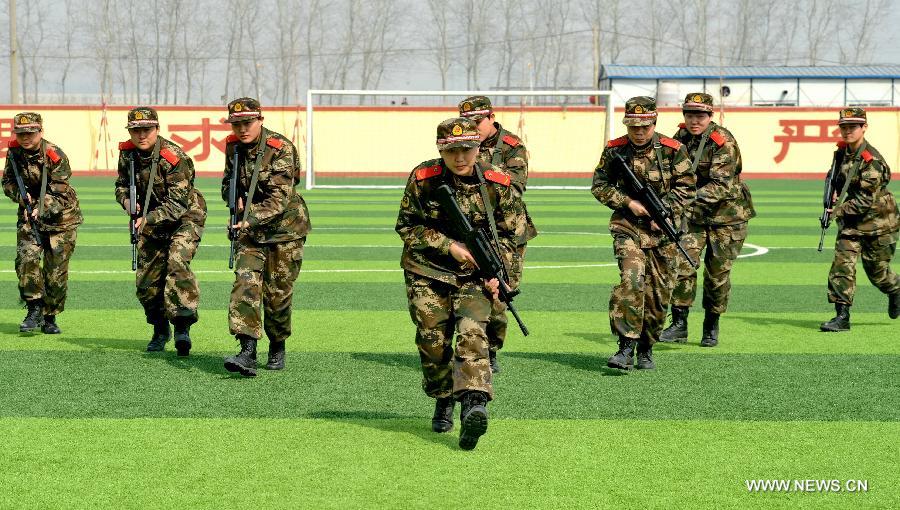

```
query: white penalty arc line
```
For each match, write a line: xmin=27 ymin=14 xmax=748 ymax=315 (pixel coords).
xmin=0 ymin=243 xmax=771 ymax=274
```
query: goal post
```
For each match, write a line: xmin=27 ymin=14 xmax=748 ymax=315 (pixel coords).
xmin=304 ymin=89 xmax=615 ymax=190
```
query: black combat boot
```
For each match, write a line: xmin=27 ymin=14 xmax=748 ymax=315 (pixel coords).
xmin=700 ymin=311 xmax=720 ymax=347
xmin=265 ymin=340 xmax=286 ymax=370
xmin=172 ymin=318 xmax=192 ymax=357
xmin=659 ymin=306 xmax=689 ymax=343
xmin=146 ymin=320 xmax=171 ymax=352
xmin=636 ymin=337 xmax=656 ymax=370
xmin=489 ymin=350 xmax=501 ymax=374
xmin=607 ymin=335 xmax=636 ymax=370
xmin=458 ymin=391 xmax=489 ymax=450
xmin=19 ymin=300 xmax=44 ymax=333
xmin=820 ymin=304 xmax=851 ymax=332
xmin=888 ymin=290 xmax=900 ymax=320
xmin=41 ymin=315 xmax=61 ymax=334
xmin=431 ymin=396 xmax=455 ymax=433
xmin=224 ymin=335 xmax=258 ymax=377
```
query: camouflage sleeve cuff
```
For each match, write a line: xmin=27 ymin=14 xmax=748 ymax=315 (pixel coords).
xmin=438 ymin=236 xmax=453 ymax=256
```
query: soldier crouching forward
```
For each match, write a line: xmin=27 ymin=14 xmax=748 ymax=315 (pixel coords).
xmin=660 ymin=93 xmax=756 ymax=347
xmin=2 ymin=112 xmax=83 ymax=334
xmin=591 ymin=96 xmax=695 ymax=370
xmin=115 ymin=107 xmax=207 ymax=355
xmin=396 ymin=117 xmax=525 ymax=450
xmin=221 ymin=97 xmax=311 ymax=377
xmin=820 ymin=107 xmax=900 ymax=331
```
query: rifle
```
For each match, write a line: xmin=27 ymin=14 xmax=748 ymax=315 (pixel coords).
xmin=8 ymin=154 xmax=42 ymax=246
xmin=128 ymin=153 xmax=139 ymax=270
xmin=818 ymin=148 xmax=843 ymax=252
xmin=613 ymin=152 xmax=698 ymax=269
xmin=434 ymin=183 xmax=529 ymax=336
xmin=227 ymin=149 xmax=240 ymax=269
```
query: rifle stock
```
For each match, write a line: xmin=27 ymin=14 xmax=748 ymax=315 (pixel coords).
xmin=613 ymin=152 xmax=698 ymax=269
xmin=434 ymin=183 xmax=529 ymax=336
xmin=8 ymin=155 xmax=42 ymax=246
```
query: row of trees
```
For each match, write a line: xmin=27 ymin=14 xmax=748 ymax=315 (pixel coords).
xmin=0 ymin=0 xmax=892 ymax=104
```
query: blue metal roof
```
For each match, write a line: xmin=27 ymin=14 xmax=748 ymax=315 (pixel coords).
xmin=600 ymin=65 xmax=900 ymax=80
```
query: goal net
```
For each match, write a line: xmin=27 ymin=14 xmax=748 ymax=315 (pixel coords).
xmin=303 ymin=90 xmax=614 ymax=190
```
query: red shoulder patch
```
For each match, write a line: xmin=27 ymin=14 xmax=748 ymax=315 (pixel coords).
xmin=709 ymin=130 xmax=726 ymax=147
xmin=678 ymin=122 xmax=686 ymax=129
xmin=659 ymin=136 xmax=682 ymax=150
xmin=225 ymin=134 xmax=239 ymax=144
xmin=415 ymin=165 xmax=442 ymax=181
xmin=606 ymin=135 xmax=628 ymax=148
xmin=160 ymin=148 xmax=180 ymax=166
xmin=266 ymin=137 xmax=284 ymax=149
xmin=8 ymin=139 xmax=20 ymax=148
xmin=118 ymin=140 xmax=136 ymax=150
xmin=484 ymin=170 xmax=511 ymax=187
xmin=862 ymin=150 xmax=874 ymax=163
xmin=501 ymin=134 xmax=519 ymax=147
xmin=836 ymin=141 xmax=848 ymax=149
xmin=46 ymin=148 xmax=61 ymax=164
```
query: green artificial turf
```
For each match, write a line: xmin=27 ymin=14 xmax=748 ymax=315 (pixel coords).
xmin=0 ymin=177 xmax=897 ymax=509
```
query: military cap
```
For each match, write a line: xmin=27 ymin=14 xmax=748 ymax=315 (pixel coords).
xmin=436 ymin=117 xmax=481 ymax=151
xmin=226 ymin=97 xmax=263 ymax=123
xmin=682 ymin=92 xmax=714 ymax=113
xmin=458 ymin=96 xmax=493 ymax=121
xmin=125 ymin=107 xmax=160 ymax=129
xmin=838 ymin=107 xmax=867 ymax=125
xmin=13 ymin=112 xmax=43 ymax=133
xmin=623 ymin=96 xmax=657 ymax=126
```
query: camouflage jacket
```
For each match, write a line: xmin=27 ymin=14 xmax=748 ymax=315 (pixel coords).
xmin=833 ymin=141 xmax=899 ymax=236
xmin=220 ymin=127 xmax=310 ymax=243
xmin=591 ymin=134 xmax=696 ymax=248
xmin=478 ymin=123 xmax=537 ymax=245
xmin=3 ymin=139 xmax=83 ymax=232
xmin=115 ymin=136 xmax=207 ymax=239
xmin=673 ymin=121 xmax=755 ymax=225
xmin=396 ymin=159 xmax=525 ymax=287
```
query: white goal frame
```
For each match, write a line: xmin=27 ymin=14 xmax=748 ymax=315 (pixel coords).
xmin=305 ymin=89 xmax=615 ymax=190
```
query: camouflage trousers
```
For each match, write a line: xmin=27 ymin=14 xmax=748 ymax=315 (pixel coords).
xmin=405 ymin=272 xmax=493 ymax=400
xmin=136 ymin=222 xmax=203 ymax=324
xmin=609 ymin=234 xmax=678 ymax=345
xmin=486 ymin=244 xmax=527 ymax=352
xmin=828 ymin=231 xmax=900 ymax=305
xmin=15 ymin=222 xmax=77 ymax=316
xmin=670 ymin=222 xmax=748 ymax=314
xmin=229 ymin=236 xmax=305 ymax=342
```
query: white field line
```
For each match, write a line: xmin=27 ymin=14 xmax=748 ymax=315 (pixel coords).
xmin=0 ymin=243 xmax=772 ymax=274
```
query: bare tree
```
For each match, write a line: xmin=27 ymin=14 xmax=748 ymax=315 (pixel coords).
xmin=426 ymin=0 xmax=453 ymax=90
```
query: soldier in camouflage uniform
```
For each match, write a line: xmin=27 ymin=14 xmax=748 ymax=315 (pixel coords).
xmin=115 ymin=107 xmax=207 ymax=355
xmin=2 ymin=112 xmax=82 ymax=334
xmin=221 ymin=98 xmax=311 ymax=377
xmin=592 ymin=97 xmax=695 ymax=370
xmin=660 ymin=93 xmax=756 ymax=347
xmin=820 ymin=107 xmax=900 ymax=331
xmin=458 ymin=95 xmax=538 ymax=373
xmin=397 ymin=117 xmax=525 ymax=450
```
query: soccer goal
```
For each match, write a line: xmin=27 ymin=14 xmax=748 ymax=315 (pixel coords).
xmin=304 ymin=89 xmax=615 ymax=190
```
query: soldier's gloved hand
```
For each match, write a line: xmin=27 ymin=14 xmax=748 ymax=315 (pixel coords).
xmin=484 ymin=278 xmax=500 ymax=301
xmin=627 ymin=199 xmax=650 ymax=217
xmin=450 ymin=241 xmax=478 ymax=268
